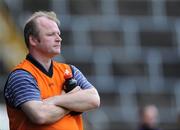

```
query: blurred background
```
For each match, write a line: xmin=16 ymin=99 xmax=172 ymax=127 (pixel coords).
xmin=1 ymin=0 xmax=180 ymax=130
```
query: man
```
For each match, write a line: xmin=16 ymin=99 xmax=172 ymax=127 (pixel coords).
xmin=139 ymin=105 xmax=161 ymax=130
xmin=4 ymin=11 xmax=100 ymax=130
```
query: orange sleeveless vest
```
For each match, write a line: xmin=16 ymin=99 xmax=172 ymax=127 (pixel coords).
xmin=6 ymin=59 xmax=83 ymax=130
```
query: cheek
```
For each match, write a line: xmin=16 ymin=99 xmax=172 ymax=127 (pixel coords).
xmin=40 ymin=39 xmax=51 ymax=47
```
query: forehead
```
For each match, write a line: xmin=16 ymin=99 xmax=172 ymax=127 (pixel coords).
xmin=35 ymin=16 xmax=59 ymax=31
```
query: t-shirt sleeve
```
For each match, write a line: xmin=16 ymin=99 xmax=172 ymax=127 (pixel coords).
xmin=4 ymin=69 xmax=41 ymax=108
xmin=71 ymin=65 xmax=93 ymax=89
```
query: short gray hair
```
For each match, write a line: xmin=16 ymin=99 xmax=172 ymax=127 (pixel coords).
xmin=24 ymin=11 xmax=60 ymax=48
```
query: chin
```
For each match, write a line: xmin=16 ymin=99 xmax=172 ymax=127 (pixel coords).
xmin=54 ymin=51 xmax=61 ymax=55
xmin=53 ymin=49 xmax=61 ymax=54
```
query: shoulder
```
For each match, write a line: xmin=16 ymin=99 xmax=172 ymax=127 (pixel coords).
xmin=13 ymin=59 xmax=31 ymax=70
xmin=5 ymin=69 xmax=37 ymax=91
xmin=69 ymin=64 xmax=79 ymax=72
xmin=69 ymin=65 xmax=83 ymax=76
xmin=8 ymin=69 xmax=35 ymax=82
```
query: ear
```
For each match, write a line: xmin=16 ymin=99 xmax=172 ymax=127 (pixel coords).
xmin=29 ymin=35 xmax=39 ymax=47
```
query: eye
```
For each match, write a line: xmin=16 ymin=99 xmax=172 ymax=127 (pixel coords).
xmin=47 ymin=33 xmax=54 ymax=36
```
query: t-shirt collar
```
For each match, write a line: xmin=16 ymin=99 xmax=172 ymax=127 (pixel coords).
xmin=26 ymin=54 xmax=53 ymax=77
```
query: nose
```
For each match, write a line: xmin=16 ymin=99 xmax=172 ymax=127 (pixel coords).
xmin=60 ymin=37 xmax=62 ymax=42
xmin=58 ymin=36 xmax=62 ymax=42
xmin=56 ymin=34 xmax=62 ymax=42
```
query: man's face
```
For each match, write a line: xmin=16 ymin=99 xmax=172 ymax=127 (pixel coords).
xmin=143 ymin=106 xmax=158 ymax=127
xmin=34 ymin=17 xmax=62 ymax=58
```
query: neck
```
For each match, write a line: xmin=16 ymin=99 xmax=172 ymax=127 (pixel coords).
xmin=29 ymin=52 xmax=52 ymax=71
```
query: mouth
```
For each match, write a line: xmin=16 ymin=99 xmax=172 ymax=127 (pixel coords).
xmin=54 ymin=44 xmax=61 ymax=48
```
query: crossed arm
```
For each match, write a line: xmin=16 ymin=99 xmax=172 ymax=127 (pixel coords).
xmin=21 ymin=86 xmax=100 ymax=125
